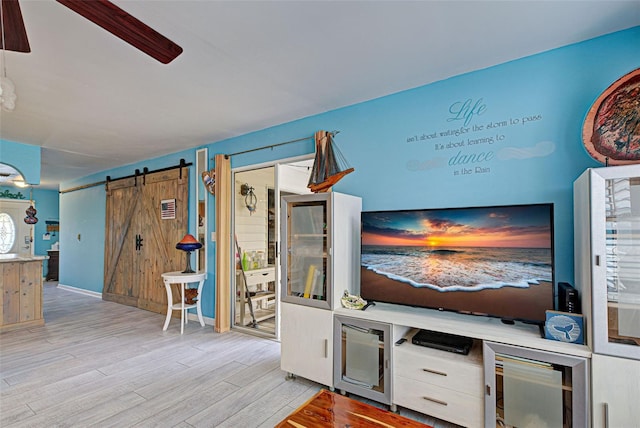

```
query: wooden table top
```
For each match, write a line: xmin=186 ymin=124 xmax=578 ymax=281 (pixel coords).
xmin=275 ymin=389 xmax=432 ymax=428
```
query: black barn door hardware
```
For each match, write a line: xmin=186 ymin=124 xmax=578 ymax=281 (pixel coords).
xmin=135 ymin=234 xmax=144 ymax=251
xmin=60 ymin=159 xmax=192 ymax=194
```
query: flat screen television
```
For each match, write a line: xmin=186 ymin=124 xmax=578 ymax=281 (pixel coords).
xmin=360 ymin=203 xmax=554 ymax=325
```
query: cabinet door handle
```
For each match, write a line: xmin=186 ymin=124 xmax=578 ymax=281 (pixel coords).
xmin=604 ymin=402 xmax=609 ymax=428
xmin=595 ymin=255 xmax=601 ymax=266
xmin=422 ymin=368 xmax=447 ymax=376
xmin=324 ymin=339 xmax=328 ymax=358
xmin=422 ymin=396 xmax=447 ymax=406
xmin=486 ymin=384 xmax=491 ymax=396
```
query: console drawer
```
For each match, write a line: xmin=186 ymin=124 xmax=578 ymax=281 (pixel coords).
xmin=394 ymin=376 xmax=483 ymax=428
xmin=394 ymin=341 xmax=483 ymax=397
xmin=243 ymin=267 xmax=275 ymax=287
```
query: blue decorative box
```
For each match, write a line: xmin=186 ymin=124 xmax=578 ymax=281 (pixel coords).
xmin=545 ymin=310 xmax=584 ymax=344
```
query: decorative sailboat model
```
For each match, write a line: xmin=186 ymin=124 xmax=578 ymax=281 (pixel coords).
xmin=307 ymin=130 xmax=355 ymax=193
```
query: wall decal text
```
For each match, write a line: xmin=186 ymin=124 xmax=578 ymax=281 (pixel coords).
xmin=406 ymin=98 xmax=545 ymax=176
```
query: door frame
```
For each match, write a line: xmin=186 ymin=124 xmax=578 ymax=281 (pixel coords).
xmin=0 ymin=199 xmax=35 ymax=255
xmin=230 ymin=154 xmax=313 ymax=340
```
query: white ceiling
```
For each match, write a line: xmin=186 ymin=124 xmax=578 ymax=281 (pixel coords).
xmin=1 ymin=1 xmax=638 ymax=189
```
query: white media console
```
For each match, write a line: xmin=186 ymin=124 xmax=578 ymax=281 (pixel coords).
xmin=278 ymin=191 xmax=597 ymax=426
xmin=333 ymin=302 xmax=591 ymax=427
xmin=280 ymin=169 xmax=640 ymax=426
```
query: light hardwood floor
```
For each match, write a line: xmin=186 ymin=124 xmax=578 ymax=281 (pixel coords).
xmin=0 ymin=283 xmax=460 ymax=427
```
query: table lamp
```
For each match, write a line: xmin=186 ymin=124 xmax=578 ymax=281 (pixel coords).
xmin=175 ymin=234 xmax=202 ymax=273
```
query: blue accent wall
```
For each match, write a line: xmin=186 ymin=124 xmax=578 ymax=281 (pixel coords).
xmin=210 ymin=27 xmax=640 ymax=295
xmin=58 ymin=27 xmax=640 ymax=320
xmin=31 ymin=188 xmax=60 ymax=258
xmin=59 ymin=185 xmax=105 ymax=293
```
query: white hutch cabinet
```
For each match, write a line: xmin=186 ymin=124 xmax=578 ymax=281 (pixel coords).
xmin=279 ymin=192 xmax=361 ymax=387
xmin=574 ymin=165 xmax=640 ymax=428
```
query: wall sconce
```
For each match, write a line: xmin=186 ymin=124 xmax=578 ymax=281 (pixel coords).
xmin=240 ymin=183 xmax=257 ymax=214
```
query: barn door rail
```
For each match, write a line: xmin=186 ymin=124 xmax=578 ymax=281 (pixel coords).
xmin=60 ymin=159 xmax=192 ymax=194
xmin=218 ymin=130 xmax=340 ymax=159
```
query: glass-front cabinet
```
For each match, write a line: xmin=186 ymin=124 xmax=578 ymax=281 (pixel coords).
xmin=484 ymin=342 xmax=588 ymax=428
xmin=575 ymin=165 xmax=640 ymax=427
xmin=334 ymin=315 xmax=391 ymax=405
xmin=280 ymin=192 xmax=361 ymax=310
xmin=575 ymin=165 xmax=640 ymax=360
xmin=281 ymin=195 xmax=329 ymax=308
xmin=601 ymin=174 xmax=640 ymax=354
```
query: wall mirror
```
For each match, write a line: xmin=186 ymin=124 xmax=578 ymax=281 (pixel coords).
xmin=195 ymin=148 xmax=208 ymax=272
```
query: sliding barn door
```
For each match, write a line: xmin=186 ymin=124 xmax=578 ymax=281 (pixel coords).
xmin=104 ymin=177 xmax=139 ymax=307
xmin=103 ymin=169 xmax=188 ymax=314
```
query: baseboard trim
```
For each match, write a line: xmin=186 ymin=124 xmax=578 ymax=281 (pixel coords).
xmin=57 ymin=283 xmax=102 ymax=299
xmin=187 ymin=314 xmax=215 ymax=326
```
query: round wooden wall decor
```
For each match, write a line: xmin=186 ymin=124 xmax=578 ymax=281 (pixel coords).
xmin=582 ymin=67 xmax=640 ymax=165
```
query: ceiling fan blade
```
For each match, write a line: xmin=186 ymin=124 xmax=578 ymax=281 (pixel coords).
xmin=0 ymin=0 xmax=31 ymax=53
xmin=55 ymin=0 xmax=182 ymax=64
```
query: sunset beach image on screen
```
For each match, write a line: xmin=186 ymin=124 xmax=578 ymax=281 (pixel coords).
xmin=360 ymin=204 xmax=554 ymax=324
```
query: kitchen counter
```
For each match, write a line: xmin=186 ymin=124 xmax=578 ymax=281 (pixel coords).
xmin=0 ymin=255 xmax=47 ymax=331
xmin=0 ymin=254 xmax=48 ymax=263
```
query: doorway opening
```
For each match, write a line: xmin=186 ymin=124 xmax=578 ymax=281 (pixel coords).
xmin=0 ymin=199 xmax=34 ymax=256
xmin=232 ymin=159 xmax=312 ymax=339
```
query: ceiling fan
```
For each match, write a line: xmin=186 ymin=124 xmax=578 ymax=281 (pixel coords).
xmin=0 ymin=0 xmax=182 ymax=64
